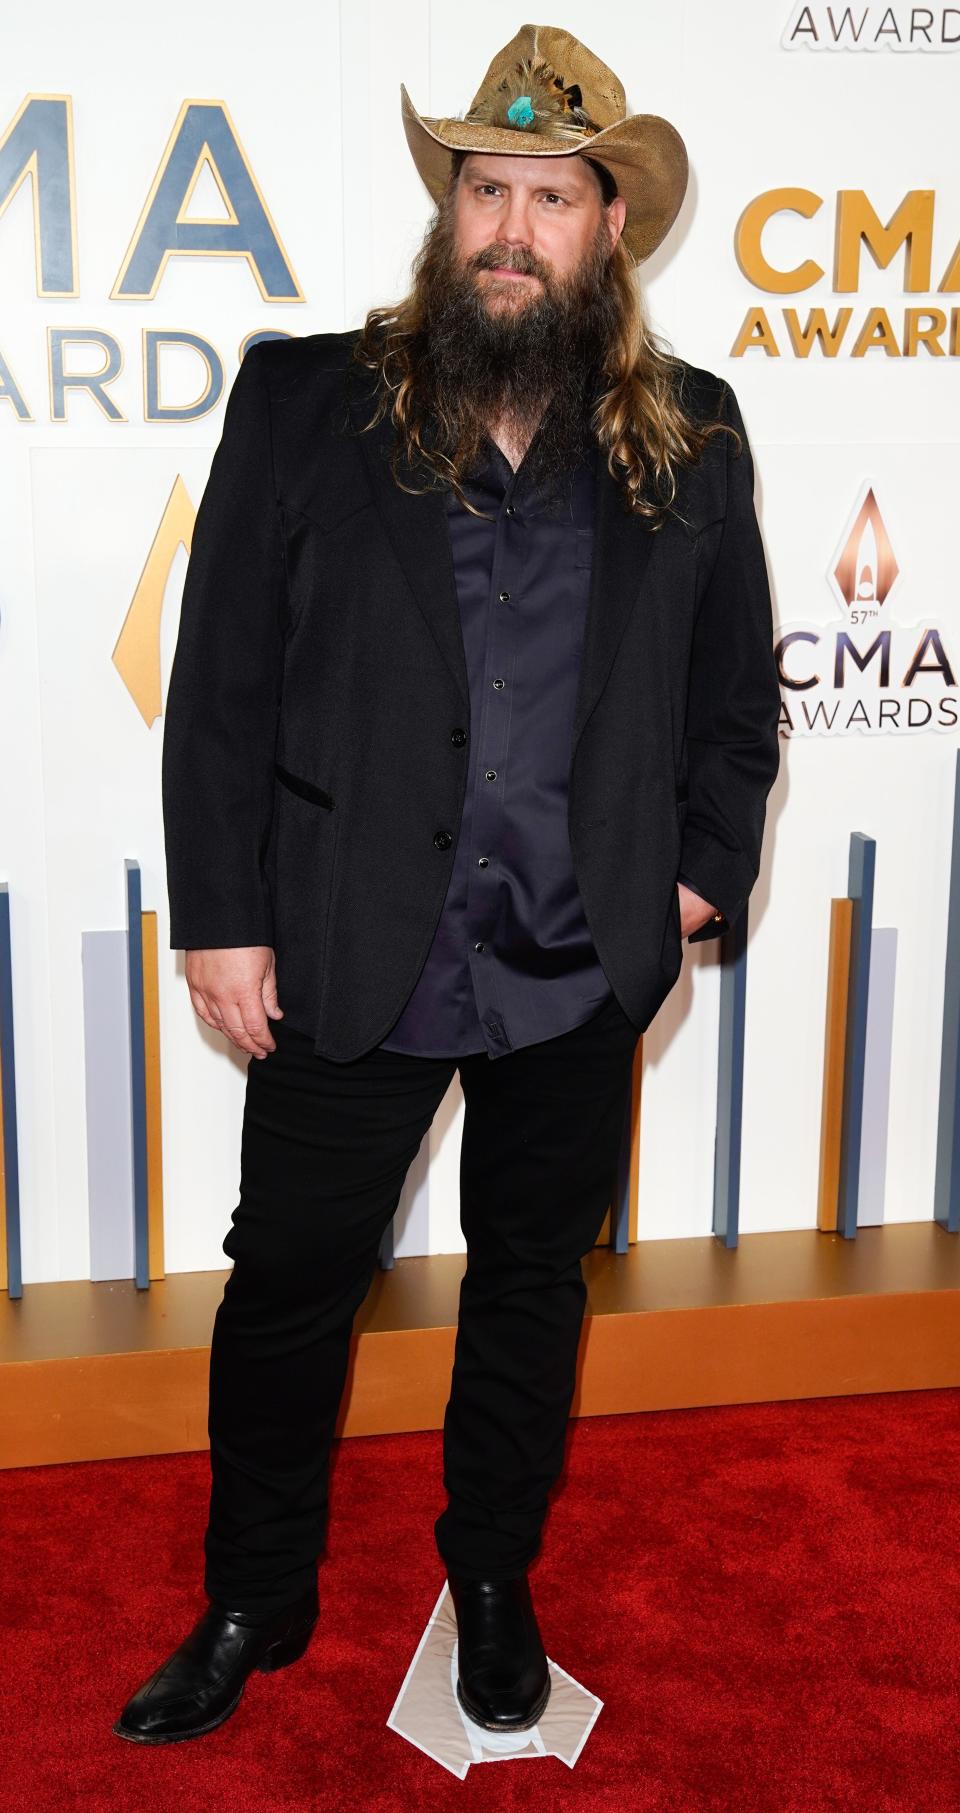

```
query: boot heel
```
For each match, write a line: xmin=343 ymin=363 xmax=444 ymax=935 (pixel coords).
xmin=257 ymin=1616 xmax=316 ymax=1674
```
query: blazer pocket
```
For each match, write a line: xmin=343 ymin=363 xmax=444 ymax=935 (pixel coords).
xmin=274 ymin=761 xmax=335 ymax=810
xmin=282 ymin=496 xmax=375 ymax=540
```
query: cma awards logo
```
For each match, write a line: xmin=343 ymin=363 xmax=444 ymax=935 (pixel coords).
xmin=775 ymin=484 xmax=957 ymax=736
xmin=782 ymin=4 xmax=960 ymax=49
xmin=735 ymin=24 xmax=958 ymax=357
xmin=113 ymin=474 xmax=196 ymax=726
xmin=831 ymin=487 xmax=899 ymax=614
xmin=0 ymin=95 xmax=301 ymax=427
xmin=731 ymin=191 xmax=960 ymax=360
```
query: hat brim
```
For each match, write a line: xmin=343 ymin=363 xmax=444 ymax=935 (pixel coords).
xmin=400 ymin=83 xmax=688 ymax=265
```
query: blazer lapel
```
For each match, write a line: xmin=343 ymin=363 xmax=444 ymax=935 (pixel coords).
xmin=347 ymin=370 xmax=469 ymax=711
xmin=571 ymin=452 xmax=657 ymax=755
xmin=347 ymin=366 xmax=657 ymax=744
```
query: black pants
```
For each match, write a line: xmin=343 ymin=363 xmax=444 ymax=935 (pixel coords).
xmin=203 ymin=989 xmax=639 ymax=1613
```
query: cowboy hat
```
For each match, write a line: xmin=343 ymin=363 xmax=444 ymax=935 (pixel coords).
xmin=400 ymin=22 xmax=688 ymax=265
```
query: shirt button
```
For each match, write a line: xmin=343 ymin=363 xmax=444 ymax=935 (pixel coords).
xmin=475 ymin=941 xmax=485 ymax=952
xmin=484 ymin=769 xmax=497 ymax=781
xmin=450 ymin=727 xmax=467 ymax=746
xmin=505 ymin=505 xmax=515 ymax=517
xmin=498 ymin=590 xmax=510 ymax=603
xmin=492 ymin=678 xmax=505 ymax=690
xmin=477 ymin=856 xmax=489 ymax=867
xmin=433 ymin=829 xmax=452 ymax=850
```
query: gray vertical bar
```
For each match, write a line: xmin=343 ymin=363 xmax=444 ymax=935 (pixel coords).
xmin=934 ymin=749 xmax=960 ymax=1233
xmin=82 ymin=930 xmax=135 ymax=1281
xmin=389 ymin=1120 xmax=433 ymax=1265
xmin=713 ymin=909 xmax=748 ymax=1249
xmin=837 ymin=832 xmax=876 ymax=1240
xmin=0 ymin=886 xmax=23 ymax=1300
xmin=857 ymin=927 xmax=897 ymax=1228
xmin=125 ymin=860 xmax=150 ymax=1290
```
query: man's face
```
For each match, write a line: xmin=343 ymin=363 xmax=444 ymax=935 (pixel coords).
xmin=451 ymin=151 xmax=626 ymax=310
xmin=412 ymin=148 xmax=629 ymax=500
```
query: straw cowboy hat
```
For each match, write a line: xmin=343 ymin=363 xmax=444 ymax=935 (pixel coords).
xmin=400 ymin=22 xmax=688 ymax=265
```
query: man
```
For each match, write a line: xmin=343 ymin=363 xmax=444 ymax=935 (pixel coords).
xmin=114 ymin=24 xmax=781 ymax=1746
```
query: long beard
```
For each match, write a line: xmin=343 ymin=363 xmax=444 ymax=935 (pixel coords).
xmin=413 ymin=209 xmax=619 ymax=510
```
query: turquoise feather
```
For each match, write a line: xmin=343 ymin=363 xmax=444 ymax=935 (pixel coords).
xmin=506 ymin=95 xmax=535 ymax=128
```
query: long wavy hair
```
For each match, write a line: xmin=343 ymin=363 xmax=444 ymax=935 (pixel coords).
xmin=352 ymin=150 xmax=737 ymax=530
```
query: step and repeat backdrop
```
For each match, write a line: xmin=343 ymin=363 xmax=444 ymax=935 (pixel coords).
xmin=1 ymin=1 xmax=957 ymax=1285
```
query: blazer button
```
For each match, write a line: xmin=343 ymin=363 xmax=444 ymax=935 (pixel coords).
xmin=433 ymin=829 xmax=453 ymax=850
xmin=450 ymin=728 xmax=467 ymax=746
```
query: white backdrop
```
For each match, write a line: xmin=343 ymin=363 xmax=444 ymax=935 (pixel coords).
xmin=2 ymin=0 xmax=957 ymax=1282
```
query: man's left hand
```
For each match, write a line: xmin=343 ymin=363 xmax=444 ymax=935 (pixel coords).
xmin=677 ymin=879 xmax=721 ymax=938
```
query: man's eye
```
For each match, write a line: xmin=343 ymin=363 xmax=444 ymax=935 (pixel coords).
xmin=477 ymin=184 xmax=501 ymax=196
xmin=543 ymin=194 xmax=565 ymax=206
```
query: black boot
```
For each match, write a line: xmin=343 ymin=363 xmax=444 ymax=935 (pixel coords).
xmin=447 ymin=1570 xmax=551 ymax=1731
xmin=112 ymin=1584 xmax=319 ymax=1744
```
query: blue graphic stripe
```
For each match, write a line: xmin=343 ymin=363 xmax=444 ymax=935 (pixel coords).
xmin=713 ymin=911 xmax=747 ymax=1248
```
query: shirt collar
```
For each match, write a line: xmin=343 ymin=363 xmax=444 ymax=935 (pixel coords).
xmin=453 ymin=418 xmax=597 ymax=520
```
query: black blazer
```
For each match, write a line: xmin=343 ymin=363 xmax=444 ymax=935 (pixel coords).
xmin=161 ymin=330 xmax=781 ymax=1062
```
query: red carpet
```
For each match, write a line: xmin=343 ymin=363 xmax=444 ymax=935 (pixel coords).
xmin=3 ymin=1388 xmax=959 ymax=1811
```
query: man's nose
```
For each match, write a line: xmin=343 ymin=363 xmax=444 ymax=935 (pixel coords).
xmin=496 ymin=192 xmax=535 ymax=245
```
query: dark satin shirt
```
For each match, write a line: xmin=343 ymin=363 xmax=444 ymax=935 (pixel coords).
xmin=379 ymin=426 xmax=617 ymax=1062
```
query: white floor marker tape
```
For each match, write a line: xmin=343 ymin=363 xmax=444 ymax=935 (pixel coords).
xmin=386 ymin=1580 xmax=603 ymax=1780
